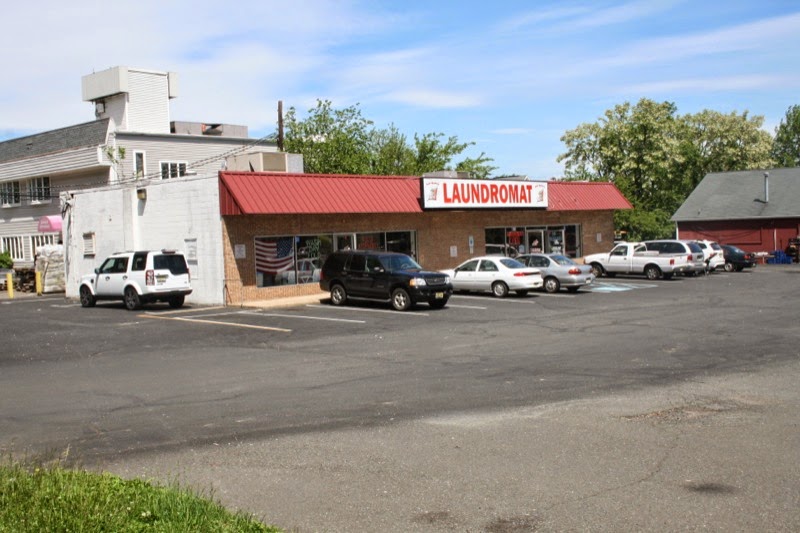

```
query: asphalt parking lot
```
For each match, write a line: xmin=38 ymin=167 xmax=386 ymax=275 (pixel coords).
xmin=2 ymin=266 xmax=799 ymax=531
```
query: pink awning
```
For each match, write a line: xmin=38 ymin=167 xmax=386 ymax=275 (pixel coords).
xmin=38 ymin=215 xmax=62 ymax=232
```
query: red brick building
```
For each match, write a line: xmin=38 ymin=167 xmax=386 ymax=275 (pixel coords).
xmin=218 ymin=172 xmax=631 ymax=304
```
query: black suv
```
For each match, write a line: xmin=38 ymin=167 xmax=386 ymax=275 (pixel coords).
xmin=319 ymin=251 xmax=452 ymax=311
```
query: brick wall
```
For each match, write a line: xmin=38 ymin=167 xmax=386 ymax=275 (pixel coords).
xmin=222 ymin=209 xmax=617 ymax=303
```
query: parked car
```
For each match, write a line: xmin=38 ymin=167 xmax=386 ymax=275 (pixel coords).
xmin=692 ymin=240 xmax=725 ymax=272
xmin=319 ymin=250 xmax=452 ymax=311
xmin=720 ymin=245 xmax=757 ymax=272
xmin=643 ymin=240 xmax=707 ymax=276
xmin=516 ymin=253 xmax=594 ymax=293
xmin=583 ymin=241 xmax=693 ymax=280
xmin=440 ymin=256 xmax=543 ymax=297
xmin=79 ymin=249 xmax=192 ymax=310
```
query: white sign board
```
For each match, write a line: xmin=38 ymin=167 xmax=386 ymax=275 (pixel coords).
xmin=422 ymin=178 xmax=547 ymax=209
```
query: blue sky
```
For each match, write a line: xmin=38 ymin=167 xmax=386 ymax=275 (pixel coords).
xmin=2 ymin=1 xmax=798 ymax=178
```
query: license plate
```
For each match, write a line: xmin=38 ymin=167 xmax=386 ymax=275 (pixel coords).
xmin=435 ymin=292 xmax=444 ymax=299
xmin=585 ymin=279 xmax=592 ymax=285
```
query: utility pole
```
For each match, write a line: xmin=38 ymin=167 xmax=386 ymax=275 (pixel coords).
xmin=277 ymin=100 xmax=284 ymax=152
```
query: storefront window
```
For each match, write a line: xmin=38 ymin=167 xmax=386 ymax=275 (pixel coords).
xmin=258 ymin=231 xmax=417 ymax=287
xmin=356 ymin=233 xmax=385 ymax=250
xmin=485 ymin=225 xmax=582 ymax=258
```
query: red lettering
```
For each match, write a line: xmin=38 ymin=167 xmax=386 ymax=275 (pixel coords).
xmin=452 ymin=183 xmax=461 ymax=203
xmin=509 ymin=184 xmax=519 ymax=203
xmin=498 ymin=184 xmax=508 ymax=203
xmin=490 ymin=184 xmax=499 ymax=203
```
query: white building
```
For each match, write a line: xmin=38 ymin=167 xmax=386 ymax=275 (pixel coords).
xmin=0 ymin=66 xmax=285 ymax=304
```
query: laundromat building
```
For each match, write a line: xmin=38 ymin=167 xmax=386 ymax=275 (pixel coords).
xmin=218 ymin=171 xmax=632 ymax=305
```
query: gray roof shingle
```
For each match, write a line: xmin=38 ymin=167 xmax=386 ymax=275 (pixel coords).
xmin=672 ymin=168 xmax=800 ymax=221
xmin=0 ymin=119 xmax=111 ymax=164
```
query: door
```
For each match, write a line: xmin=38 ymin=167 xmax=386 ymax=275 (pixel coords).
xmin=94 ymin=256 xmax=130 ymax=297
xmin=474 ymin=258 xmax=500 ymax=291
xmin=526 ymin=230 xmax=544 ymax=254
xmin=607 ymin=244 xmax=631 ymax=272
xmin=451 ymin=259 xmax=479 ymax=290
xmin=546 ymin=228 xmax=564 ymax=254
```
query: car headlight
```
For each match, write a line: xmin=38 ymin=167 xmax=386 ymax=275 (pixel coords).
xmin=409 ymin=277 xmax=427 ymax=287
xmin=444 ymin=275 xmax=450 ymax=284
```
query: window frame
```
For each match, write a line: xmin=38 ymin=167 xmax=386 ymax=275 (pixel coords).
xmin=159 ymin=161 xmax=188 ymax=180
xmin=29 ymin=177 xmax=51 ymax=204
xmin=1 ymin=181 xmax=21 ymax=207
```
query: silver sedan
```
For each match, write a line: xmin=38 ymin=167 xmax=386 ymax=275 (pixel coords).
xmin=516 ymin=253 xmax=595 ymax=293
xmin=441 ymin=256 xmax=542 ymax=297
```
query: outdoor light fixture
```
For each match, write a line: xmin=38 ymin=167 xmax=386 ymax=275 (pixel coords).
xmin=136 ymin=188 xmax=147 ymax=201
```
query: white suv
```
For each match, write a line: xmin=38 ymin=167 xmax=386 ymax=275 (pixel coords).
xmin=79 ymin=250 xmax=192 ymax=310
xmin=694 ymin=240 xmax=725 ymax=272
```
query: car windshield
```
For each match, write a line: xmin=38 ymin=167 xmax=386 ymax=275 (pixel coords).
xmin=380 ymin=254 xmax=422 ymax=271
xmin=550 ymin=255 xmax=576 ymax=266
xmin=686 ymin=242 xmax=703 ymax=253
xmin=499 ymin=258 xmax=526 ymax=269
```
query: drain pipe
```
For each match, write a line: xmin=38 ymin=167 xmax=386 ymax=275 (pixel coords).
xmin=764 ymin=171 xmax=769 ymax=203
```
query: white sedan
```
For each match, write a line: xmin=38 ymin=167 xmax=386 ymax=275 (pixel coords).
xmin=441 ymin=256 xmax=543 ymax=297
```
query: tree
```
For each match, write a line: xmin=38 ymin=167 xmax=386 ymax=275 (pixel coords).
xmin=772 ymin=105 xmax=800 ymax=168
xmin=283 ymin=100 xmax=495 ymax=178
xmin=558 ymin=98 xmax=774 ymax=240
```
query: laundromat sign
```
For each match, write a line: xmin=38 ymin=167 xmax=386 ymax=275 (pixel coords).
xmin=421 ymin=178 xmax=547 ymax=209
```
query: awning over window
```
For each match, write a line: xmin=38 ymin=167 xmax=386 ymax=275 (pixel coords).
xmin=37 ymin=215 xmax=62 ymax=232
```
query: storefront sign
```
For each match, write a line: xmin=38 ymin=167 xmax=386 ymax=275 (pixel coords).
xmin=422 ymin=178 xmax=547 ymax=209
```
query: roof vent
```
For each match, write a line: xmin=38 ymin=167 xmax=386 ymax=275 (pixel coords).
xmin=764 ymin=171 xmax=769 ymax=203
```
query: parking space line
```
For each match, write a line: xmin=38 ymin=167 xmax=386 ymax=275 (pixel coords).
xmin=452 ymin=295 xmax=539 ymax=304
xmin=306 ymin=304 xmax=430 ymax=317
xmin=141 ymin=314 xmax=292 ymax=332
xmin=446 ymin=303 xmax=488 ymax=310
xmin=1 ymin=296 xmax=67 ymax=305
xmin=143 ymin=305 xmax=227 ymax=316
xmin=242 ymin=311 xmax=366 ymax=324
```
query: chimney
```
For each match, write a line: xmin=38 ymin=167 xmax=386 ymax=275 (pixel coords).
xmin=764 ymin=172 xmax=769 ymax=203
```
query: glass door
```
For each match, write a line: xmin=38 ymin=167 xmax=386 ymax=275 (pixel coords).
xmin=546 ymin=228 xmax=565 ymax=254
xmin=526 ymin=229 xmax=545 ymax=254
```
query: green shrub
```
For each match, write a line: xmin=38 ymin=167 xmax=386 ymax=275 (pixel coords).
xmin=0 ymin=251 xmax=11 ymax=269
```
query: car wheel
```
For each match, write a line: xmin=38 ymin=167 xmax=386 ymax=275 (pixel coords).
xmin=429 ymin=298 xmax=448 ymax=309
xmin=124 ymin=287 xmax=141 ymax=311
xmin=168 ymin=295 xmax=185 ymax=308
xmin=491 ymin=281 xmax=509 ymax=298
xmin=724 ymin=262 xmax=734 ymax=272
xmin=515 ymin=290 xmax=529 ymax=296
xmin=330 ymin=284 xmax=347 ymax=306
xmin=543 ymin=277 xmax=560 ymax=293
xmin=79 ymin=285 xmax=96 ymax=308
xmin=644 ymin=265 xmax=661 ymax=280
xmin=391 ymin=288 xmax=412 ymax=311
xmin=590 ymin=263 xmax=604 ymax=278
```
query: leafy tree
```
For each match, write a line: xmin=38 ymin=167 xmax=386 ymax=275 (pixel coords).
xmin=772 ymin=104 xmax=800 ymax=167
xmin=283 ymin=100 xmax=495 ymax=178
xmin=559 ymin=98 xmax=774 ymax=240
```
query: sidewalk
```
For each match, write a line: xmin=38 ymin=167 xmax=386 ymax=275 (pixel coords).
xmin=236 ymin=291 xmax=329 ymax=310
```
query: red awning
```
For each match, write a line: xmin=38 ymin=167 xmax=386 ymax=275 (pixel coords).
xmin=547 ymin=181 xmax=632 ymax=211
xmin=219 ymin=172 xmax=424 ymax=215
xmin=37 ymin=215 xmax=63 ymax=232
xmin=218 ymin=172 xmax=632 ymax=215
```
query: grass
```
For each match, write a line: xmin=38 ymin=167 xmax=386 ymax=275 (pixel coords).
xmin=0 ymin=456 xmax=282 ymax=532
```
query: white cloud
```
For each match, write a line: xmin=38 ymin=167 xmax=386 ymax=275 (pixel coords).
xmin=381 ymin=89 xmax=481 ymax=108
